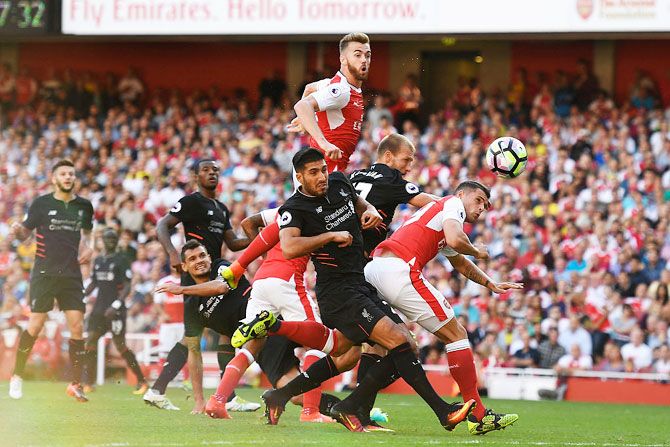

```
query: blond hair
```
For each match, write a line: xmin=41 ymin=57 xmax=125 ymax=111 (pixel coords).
xmin=377 ymin=133 xmax=415 ymax=158
xmin=339 ymin=32 xmax=370 ymax=53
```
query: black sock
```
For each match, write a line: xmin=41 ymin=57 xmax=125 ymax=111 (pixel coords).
xmin=357 ymin=353 xmax=381 ymax=386
xmin=69 ymin=339 xmax=87 ymax=384
xmin=339 ymin=355 xmax=396 ymax=412
xmin=84 ymin=347 xmax=97 ymax=386
xmin=217 ymin=344 xmax=237 ymax=402
xmin=356 ymin=353 xmax=383 ymax=423
xmin=13 ymin=330 xmax=36 ymax=377
xmin=152 ymin=343 xmax=188 ymax=394
xmin=121 ymin=348 xmax=145 ymax=383
xmin=276 ymin=355 xmax=338 ymax=403
xmin=388 ymin=342 xmax=448 ymax=418
xmin=319 ymin=393 xmax=342 ymax=416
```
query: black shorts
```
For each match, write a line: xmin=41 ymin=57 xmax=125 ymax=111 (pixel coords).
xmin=318 ymin=280 xmax=401 ymax=345
xmin=29 ymin=274 xmax=84 ymax=313
xmin=183 ymin=276 xmax=251 ymax=338
xmin=87 ymin=310 xmax=127 ymax=337
xmin=256 ymin=335 xmax=300 ymax=388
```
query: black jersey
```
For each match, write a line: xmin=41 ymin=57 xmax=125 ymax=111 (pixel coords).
xmin=169 ymin=192 xmax=232 ymax=259
xmin=183 ymin=259 xmax=250 ymax=337
xmin=349 ymin=163 xmax=421 ymax=255
xmin=22 ymin=193 xmax=94 ymax=278
xmin=278 ymin=172 xmax=366 ymax=291
xmin=90 ymin=252 xmax=131 ymax=314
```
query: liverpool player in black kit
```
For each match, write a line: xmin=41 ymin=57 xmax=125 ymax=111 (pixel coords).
xmin=8 ymin=159 xmax=94 ymax=402
xmin=154 ymin=240 xmax=331 ymax=419
xmin=82 ymin=228 xmax=148 ymax=394
xmin=144 ymin=159 xmax=258 ymax=413
xmin=252 ymin=148 xmax=474 ymax=432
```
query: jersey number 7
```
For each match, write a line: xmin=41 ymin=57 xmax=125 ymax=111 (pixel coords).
xmin=353 ymin=182 xmax=372 ymax=200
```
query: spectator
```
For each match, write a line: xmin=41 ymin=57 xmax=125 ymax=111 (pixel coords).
xmin=258 ymin=70 xmax=287 ymax=107
xmin=366 ymin=95 xmax=393 ymax=131
xmin=0 ymin=63 xmax=15 ymax=113
xmin=573 ymin=59 xmax=599 ymax=110
xmin=556 ymin=344 xmax=593 ymax=374
xmin=538 ymin=327 xmax=566 ymax=369
xmin=511 ymin=331 xmax=540 ymax=368
xmin=609 ymin=302 xmax=638 ymax=346
xmin=653 ymin=344 xmax=670 ymax=375
xmin=394 ymin=74 xmax=422 ymax=127
xmin=117 ymin=68 xmax=144 ymax=104
xmin=595 ymin=342 xmax=625 ymax=372
xmin=621 ymin=327 xmax=653 ymax=371
xmin=117 ymin=196 xmax=145 ymax=233
xmin=559 ymin=315 xmax=592 ymax=357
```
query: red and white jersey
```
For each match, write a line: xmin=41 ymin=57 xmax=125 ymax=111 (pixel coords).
xmin=309 ymin=71 xmax=364 ymax=172
xmin=253 ymin=208 xmax=309 ymax=284
xmin=374 ymin=196 xmax=466 ymax=271
xmin=154 ymin=274 xmax=183 ymax=323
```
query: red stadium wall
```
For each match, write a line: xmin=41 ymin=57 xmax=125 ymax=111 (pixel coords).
xmin=565 ymin=377 xmax=670 ymax=406
xmin=510 ymin=41 xmax=594 ymax=80
xmin=305 ymin=41 xmax=390 ymax=92
xmin=18 ymin=42 xmax=288 ymax=100
xmin=614 ymin=40 xmax=670 ymax=105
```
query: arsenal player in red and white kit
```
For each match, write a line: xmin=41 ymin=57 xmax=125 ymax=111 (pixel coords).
xmin=364 ymin=180 xmax=522 ymax=435
xmin=154 ymin=269 xmax=185 ymax=352
xmin=290 ymin=32 xmax=370 ymax=172
xmin=206 ymin=209 xmax=339 ymax=423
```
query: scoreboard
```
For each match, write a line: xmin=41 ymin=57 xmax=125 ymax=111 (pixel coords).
xmin=0 ymin=0 xmax=57 ymax=36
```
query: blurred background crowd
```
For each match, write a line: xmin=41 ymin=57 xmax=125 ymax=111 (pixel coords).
xmin=0 ymin=60 xmax=669 ymax=384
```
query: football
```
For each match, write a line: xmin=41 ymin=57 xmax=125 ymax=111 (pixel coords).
xmin=486 ymin=136 xmax=528 ymax=178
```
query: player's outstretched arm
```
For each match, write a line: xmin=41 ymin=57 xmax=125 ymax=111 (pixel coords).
xmin=448 ymin=254 xmax=523 ymax=293
xmin=443 ymin=219 xmax=488 ymax=259
xmin=157 ymin=214 xmax=183 ymax=273
xmin=154 ymin=279 xmax=230 ymax=297
xmin=408 ymin=192 xmax=440 ymax=208
xmin=279 ymin=227 xmax=350 ymax=259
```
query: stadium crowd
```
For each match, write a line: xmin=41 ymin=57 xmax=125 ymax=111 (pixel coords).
xmin=0 ymin=60 xmax=669 ymax=386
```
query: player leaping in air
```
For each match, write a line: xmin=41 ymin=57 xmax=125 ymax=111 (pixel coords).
xmin=288 ymin=32 xmax=370 ymax=172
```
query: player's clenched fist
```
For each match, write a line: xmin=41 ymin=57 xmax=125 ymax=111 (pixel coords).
xmin=322 ymin=141 xmax=343 ymax=160
xmin=329 ymin=231 xmax=353 ymax=247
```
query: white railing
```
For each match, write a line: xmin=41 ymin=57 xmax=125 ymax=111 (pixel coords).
xmin=484 ymin=367 xmax=670 ymax=401
xmin=96 ymin=333 xmax=160 ymax=385
xmin=486 ymin=367 xmax=670 ymax=381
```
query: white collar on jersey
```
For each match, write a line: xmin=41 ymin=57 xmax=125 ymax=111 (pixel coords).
xmin=336 ymin=71 xmax=362 ymax=93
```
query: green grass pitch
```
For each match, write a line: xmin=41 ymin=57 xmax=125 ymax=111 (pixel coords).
xmin=1 ymin=382 xmax=669 ymax=446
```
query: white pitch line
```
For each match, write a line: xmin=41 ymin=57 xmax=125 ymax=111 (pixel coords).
xmin=80 ymin=441 xmax=669 ymax=447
